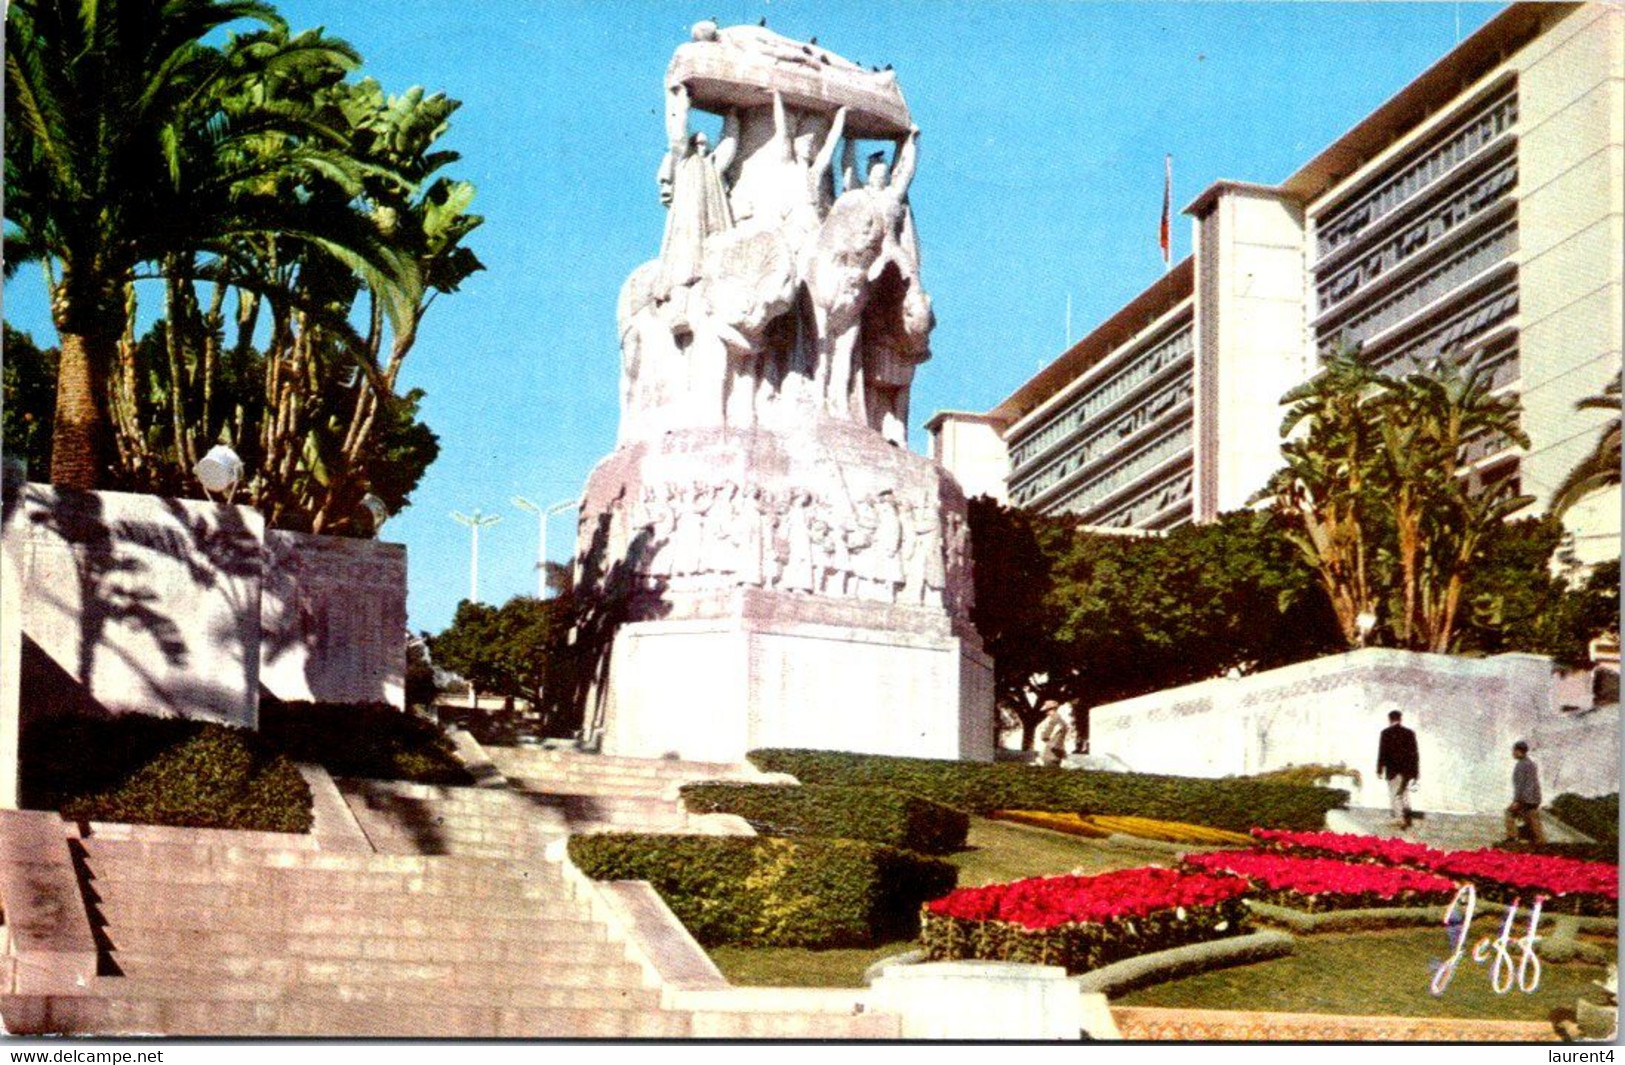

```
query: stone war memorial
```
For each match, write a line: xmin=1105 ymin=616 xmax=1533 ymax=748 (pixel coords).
xmin=574 ymin=22 xmax=995 ymax=764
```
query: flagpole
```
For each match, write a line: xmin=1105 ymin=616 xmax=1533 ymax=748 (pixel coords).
xmin=1162 ymin=154 xmax=1173 ymax=274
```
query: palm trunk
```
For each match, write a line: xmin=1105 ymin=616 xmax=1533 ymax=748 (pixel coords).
xmin=49 ymin=329 xmax=115 ymax=489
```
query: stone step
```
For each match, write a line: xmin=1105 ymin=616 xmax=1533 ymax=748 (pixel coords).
xmin=483 ymin=749 xmax=750 ymax=778
xmin=75 ymin=839 xmax=555 ymax=877
xmin=346 ymin=820 xmax=550 ymax=846
xmin=0 ymin=995 xmax=693 ymax=1038
xmin=73 ymin=823 xmax=323 ymax=850
xmin=345 ymin=836 xmax=546 ymax=860
xmin=85 ymin=881 xmax=575 ymax=920
xmin=344 ymin=801 xmax=561 ymax=833
xmin=507 ymin=775 xmax=693 ymax=798
xmin=336 ymin=779 xmax=539 ymax=804
xmin=1327 ymin=807 xmax=1592 ymax=848
xmin=82 ymin=861 xmax=573 ymax=899
xmin=79 ymin=976 xmax=662 ymax=1011
xmin=99 ymin=926 xmax=609 ymax=962
xmin=92 ymin=901 xmax=599 ymax=942
xmin=107 ymin=945 xmax=639 ymax=985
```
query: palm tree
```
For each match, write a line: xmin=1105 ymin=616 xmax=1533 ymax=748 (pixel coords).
xmin=1550 ymin=377 xmax=1622 ymax=517
xmin=1375 ymin=351 xmax=1531 ymax=652
xmin=1261 ymin=348 xmax=1385 ymax=647
xmin=4 ymin=0 xmax=417 ymax=490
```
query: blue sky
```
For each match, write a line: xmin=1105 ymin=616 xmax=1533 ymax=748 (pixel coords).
xmin=2 ymin=1 xmax=1502 ymax=633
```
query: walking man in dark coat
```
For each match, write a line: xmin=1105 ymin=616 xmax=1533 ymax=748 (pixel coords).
xmin=1504 ymin=741 xmax=1547 ymax=844
xmin=1376 ymin=709 xmax=1420 ymax=829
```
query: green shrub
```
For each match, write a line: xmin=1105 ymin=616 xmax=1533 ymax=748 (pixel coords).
xmin=24 ymin=715 xmax=312 ymax=833
xmin=1549 ymin=793 xmax=1619 ymax=849
xmin=749 ymin=749 xmax=1346 ymax=833
xmin=679 ymin=782 xmax=970 ymax=854
xmin=259 ymin=699 xmax=473 ymax=784
xmin=567 ymin=833 xmax=958 ymax=947
xmin=1493 ymin=839 xmax=1618 ymax=865
xmin=1241 ymin=763 xmax=1363 ymax=789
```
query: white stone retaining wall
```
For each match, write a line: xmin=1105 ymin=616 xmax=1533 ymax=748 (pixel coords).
xmin=1090 ymin=648 xmax=1617 ymax=815
xmin=0 ymin=484 xmax=407 ymax=732
xmin=261 ymin=529 xmax=406 ymax=709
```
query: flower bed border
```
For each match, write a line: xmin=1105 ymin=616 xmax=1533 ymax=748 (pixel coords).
xmin=1071 ymin=929 xmax=1295 ymax=996
xmin=1243 ymin=899 xmax=1445 ymax=934
xmin=922 ymin=896 xmax=1250 ymax=975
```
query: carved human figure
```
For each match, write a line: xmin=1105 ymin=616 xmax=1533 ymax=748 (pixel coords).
xmin=872 ymin=489 xmax=906 ymax=600
xmin=659 ymin=85 xmax=738 ymax=298
xmin=859 ymin=208 xmax=934 ymax=444
xmin=641 ymin=485 xmax=676 ymax=586
xmin=805 ymin=126 xmax=920 ymax=419
xmin=847 ymin=495 xmax=880 ymax=600
xmin=782 ymin=490 xmax=816 ymax=593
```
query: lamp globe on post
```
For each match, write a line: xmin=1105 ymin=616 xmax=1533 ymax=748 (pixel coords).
xmin=1356 ymin=610 xmax=1378 ymax=648
xmin=193 ymin=444 xmax=243 ymax=502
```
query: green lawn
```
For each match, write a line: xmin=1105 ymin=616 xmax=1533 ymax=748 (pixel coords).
xmin=707 ymin=944 xmax=909 ymax=988
xmin=1118 ymin=920 xmax=1612 ymax=1021
xmin=946 ymin=815 xmax=1177 ymax=886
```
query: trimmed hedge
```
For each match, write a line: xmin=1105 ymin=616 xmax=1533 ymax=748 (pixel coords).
xmin=1493 ymin=839 xmax=1618 ymax=865
xmin=1550 ymin=793 xmax=1619 ymax=849
xmin=567 ymin=833 xmax=957 ymax=947
xmin=259 ymin=700 xmax=473 ymax=784
xmin=24 ymin=715 xmax=312 ymax=833
xmin=748 ymin=749 xmax=1347 ymax=833
xmin=678 ymin=782 xmax=969 ymax=854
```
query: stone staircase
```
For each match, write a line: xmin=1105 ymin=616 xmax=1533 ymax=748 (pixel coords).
xmin=484 ymin=746 xmax=769 ymax=835
xmin=337 ymin=778 xmax=568 ymax=855
xmin=0 ymin=748 xmax=902 ymax=1039
xmin=1327 ymin=806 xmax=1591 ymax=850
xmin=2 ymin=822 xmax=686 ymax=1037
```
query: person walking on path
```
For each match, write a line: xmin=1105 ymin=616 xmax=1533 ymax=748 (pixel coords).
xmin=1504 ymin=741 xmax=1547 ymax=844
xmin=1376 ymin=709 xmax=1420 ymax=829
xmin=1036 ymin=704 xmax=1069 ymax=768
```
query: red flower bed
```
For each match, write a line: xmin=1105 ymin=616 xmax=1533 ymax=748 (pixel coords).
xmin=1249 ymin=830 xmax=1618 ymax=917
xmin=1251 ymin=828 xmax=1445 ymax=867
xmin=1430 ymin=849 xmax=1618 ymax=916
xmin=1184 ymin=850 xmax=1457 ymax=912
xmin=921 ymin=867 xmax=1250 ymax=973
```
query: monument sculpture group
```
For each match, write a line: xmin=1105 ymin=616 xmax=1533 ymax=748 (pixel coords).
xmin=576 ymin=22 xmax=994 ymax=762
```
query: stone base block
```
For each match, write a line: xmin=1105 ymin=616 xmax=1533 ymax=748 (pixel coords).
xmin=599 ymin=615 xmax=994 ymax=764
xmin=866 ymin=960 xmax=1099 ymax=1040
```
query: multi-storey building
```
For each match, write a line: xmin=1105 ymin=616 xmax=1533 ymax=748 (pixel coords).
xmin=929 ymin=2 xmax=1621 ymax=562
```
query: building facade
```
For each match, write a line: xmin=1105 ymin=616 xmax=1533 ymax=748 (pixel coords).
xmin=929 ymin=2 xmax=1622 ymax=562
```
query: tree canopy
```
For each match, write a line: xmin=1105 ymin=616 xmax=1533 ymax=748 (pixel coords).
xmin=4 ymin=0 xmax=480 ymax=533
xmin=428 ymin=595 xmax=577 ymax=732
xmin=968 ymin=500 xmax=1343 ymax=748
xmin=1260 ymin=347 xmax=1532 ymax=653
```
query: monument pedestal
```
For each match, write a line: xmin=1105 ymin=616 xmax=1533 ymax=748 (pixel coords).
xmin=576 ymin=422 xmax=995 ymax=765
xmin=600 ymin=603 xmax=994 ymax=763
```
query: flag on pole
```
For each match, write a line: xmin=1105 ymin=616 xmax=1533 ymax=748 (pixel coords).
xmin=1160 ymin=154 xmax=1172 ymax=268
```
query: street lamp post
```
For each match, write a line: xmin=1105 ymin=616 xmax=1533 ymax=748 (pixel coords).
xmin=450 ymin=509 xmax=502 ymax=604
xmin=1356 ymin=610 xmax=1378 ymax=648
xmin=512 ymin=495 xmax=579 ymax=598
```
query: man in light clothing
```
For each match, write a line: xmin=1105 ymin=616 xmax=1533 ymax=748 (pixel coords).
xmin=1036 ymin=704 xmax=1069 ymax=768
xmin=1375 ymin=709 xmax=1419 ymax=829
xmin=1504 ymin=741 xmax=1547 ymax=844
